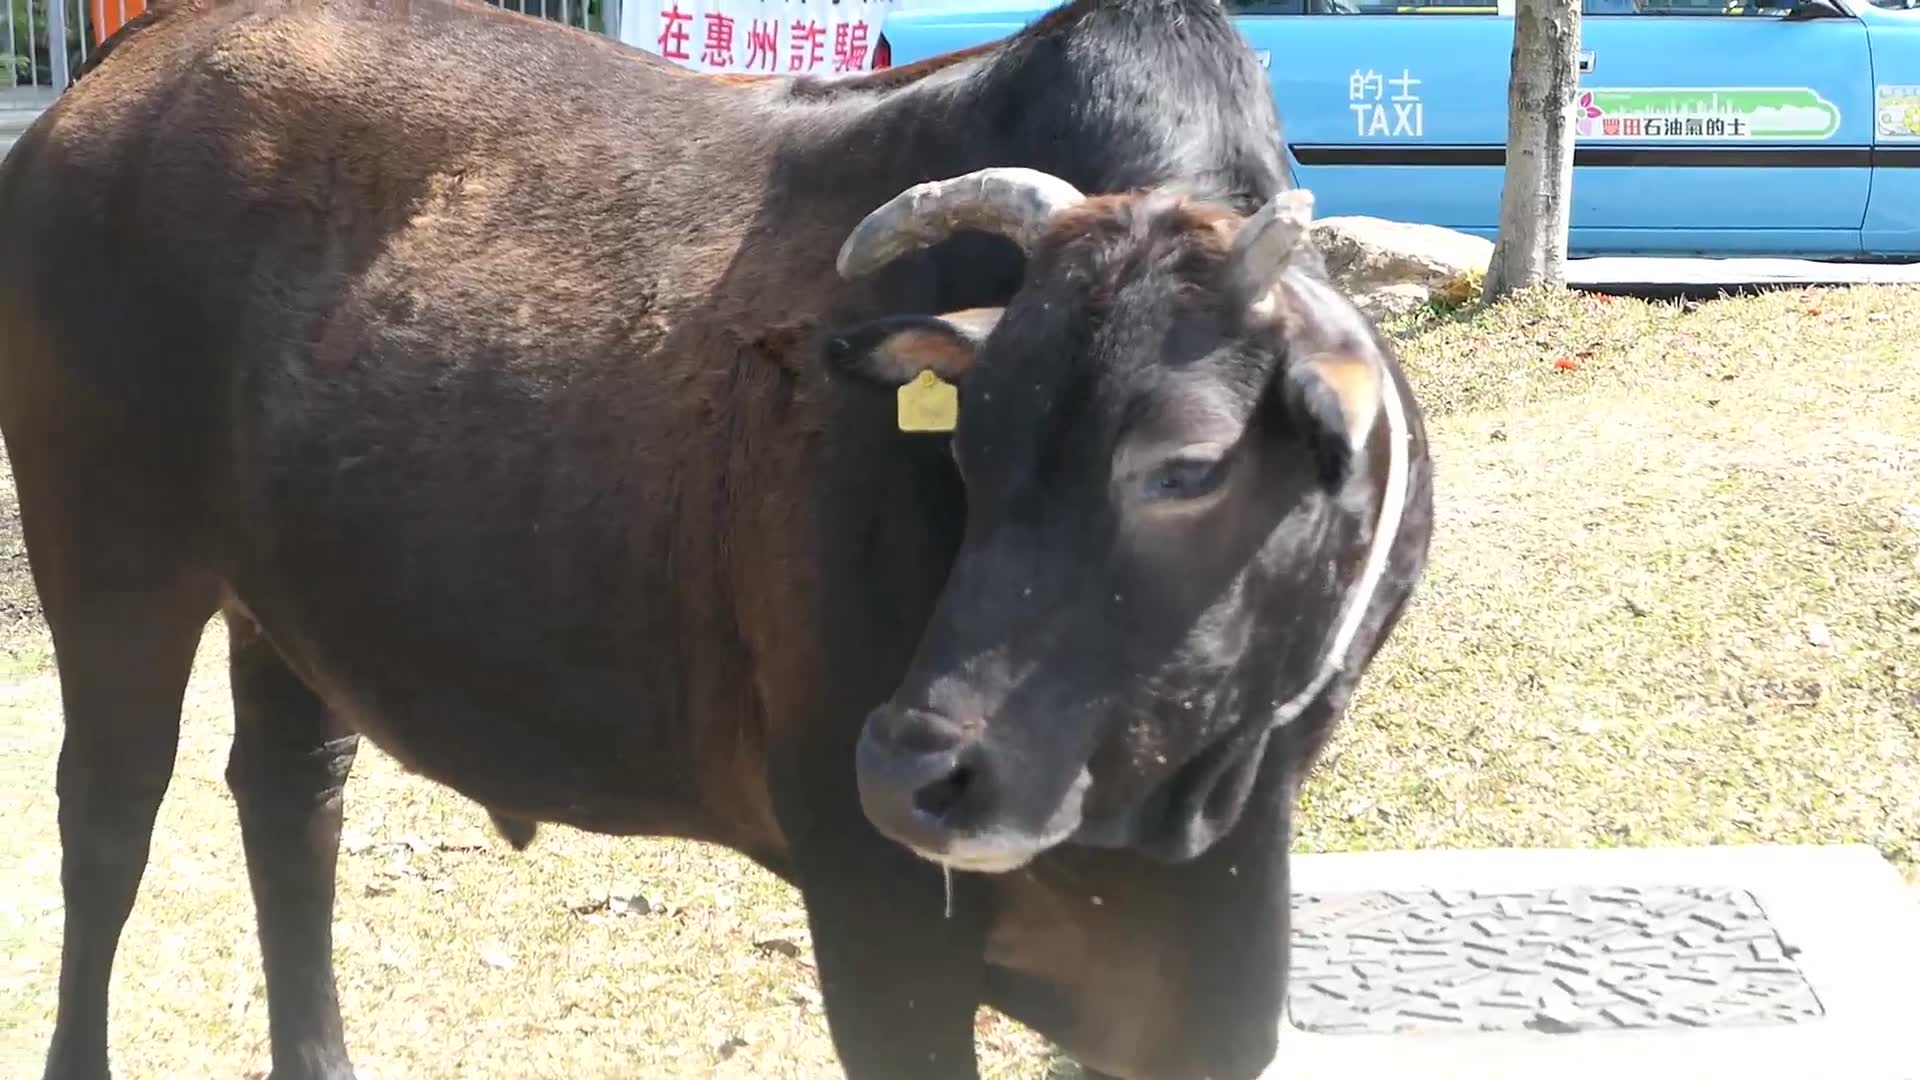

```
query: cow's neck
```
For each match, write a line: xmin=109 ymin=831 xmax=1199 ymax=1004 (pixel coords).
xmin=770 ymin=12 xmax=1274 ymax=256
xmin=772 ymin=52 xmax=1123 ymax=239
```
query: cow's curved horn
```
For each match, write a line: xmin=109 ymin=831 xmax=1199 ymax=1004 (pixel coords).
xmin=1229 ymin=188 xmax=1317 ymax=308
xmin=836 ymin=167 xmax=1088 ymax=279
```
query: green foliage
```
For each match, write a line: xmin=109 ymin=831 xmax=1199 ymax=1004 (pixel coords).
xmin=7 ymin=0 xmax=89 ymax=87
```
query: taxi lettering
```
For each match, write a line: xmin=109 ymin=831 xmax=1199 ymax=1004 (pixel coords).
xmin=1349 ymin=67 xmax=1424 ymax=138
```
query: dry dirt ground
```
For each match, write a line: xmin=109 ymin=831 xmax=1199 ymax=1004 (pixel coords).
xmin=2 ymin=284 xmax=1916 ymax=1078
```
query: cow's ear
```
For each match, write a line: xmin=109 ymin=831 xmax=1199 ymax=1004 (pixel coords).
xmin=1228 ymin=187 xmax=1383 ymax=489
xmin=1271 ymin=348 xmax=1382 ymax=491
xmin=822 ymin=307 xmax=1002 ymax=386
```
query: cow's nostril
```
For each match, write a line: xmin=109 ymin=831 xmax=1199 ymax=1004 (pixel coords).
xmin=874 ymin=707 xmax=967 ymax=757
xmin=912 ymin=761 xmax=975 ymax=821
xmin=856 ymin=707 xmax=996 ymax=849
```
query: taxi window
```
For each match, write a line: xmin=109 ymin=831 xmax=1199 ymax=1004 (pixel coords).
xmin=1227 ymin=0 xmax=1812 ymax=12
xmin=1226 ymin=0 xmax=1501 ymax=12
xmin=1583 ymin=0 xmax=1804 ymax=13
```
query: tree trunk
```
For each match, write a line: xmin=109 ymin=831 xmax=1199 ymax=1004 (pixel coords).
xmin=1483 ymin=0 xmax=1581 ymax=302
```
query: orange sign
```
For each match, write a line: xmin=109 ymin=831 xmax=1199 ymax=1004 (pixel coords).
xmin=92 ymin=0 xmax=150 ymax=47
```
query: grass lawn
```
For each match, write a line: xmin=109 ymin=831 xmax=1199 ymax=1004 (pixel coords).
xmin=2 ymin=283 xmax=1916 ymax=1078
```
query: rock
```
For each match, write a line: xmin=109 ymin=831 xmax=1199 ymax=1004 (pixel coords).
xmin=1311 ymin=216 xmax=1495 ymax=319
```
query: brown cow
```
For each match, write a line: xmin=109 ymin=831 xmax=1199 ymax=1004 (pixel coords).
xmin=0 ymin=1 xmax=1432 ymax=1078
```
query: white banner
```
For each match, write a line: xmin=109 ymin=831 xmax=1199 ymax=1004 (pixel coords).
xmin=618 ymin=0 xmax=945 ymax=77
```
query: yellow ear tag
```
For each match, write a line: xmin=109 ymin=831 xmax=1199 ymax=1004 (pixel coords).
xmin=897 ymin=369 xmax=959 ymax=433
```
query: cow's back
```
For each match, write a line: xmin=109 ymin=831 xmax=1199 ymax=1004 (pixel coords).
xmin=0 ymin=0 xmax=764 ymax=388
xmin=0 ymin=0 xmax=807 ymax=857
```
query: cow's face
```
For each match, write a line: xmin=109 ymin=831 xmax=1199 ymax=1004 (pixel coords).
xmin=825 ymin=172 xmax=1401 ymax=872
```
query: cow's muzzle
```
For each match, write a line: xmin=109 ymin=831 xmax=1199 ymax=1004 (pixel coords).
xmin=855 ymin=705 xmax=1090 ymax=873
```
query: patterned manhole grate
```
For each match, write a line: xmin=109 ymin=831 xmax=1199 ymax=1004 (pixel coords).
xmin=1286 ymin=885 xmax=1825 ymax=1035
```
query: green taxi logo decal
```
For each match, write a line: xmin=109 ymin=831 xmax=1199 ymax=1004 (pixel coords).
xmin=1878 ymin=85 xmax=1920 ymax=141
xmin=1575 ymin=88 xmax=1841 ymax=141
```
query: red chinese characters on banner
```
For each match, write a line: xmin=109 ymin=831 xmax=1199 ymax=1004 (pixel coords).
xmin=744 ymin=18 xmax=781 ymax=71
xmin=833 ymin=22 xmax=871 ymax=73
xmin=657 ymin=3 xmax=693 ymax=61
xmin=701 ymin=12 xmax=736 ymax=67
xmin=789 ymin=19 xmax=827 ymax=72
xmin=646 ymin=4 xmax=883 ymax=75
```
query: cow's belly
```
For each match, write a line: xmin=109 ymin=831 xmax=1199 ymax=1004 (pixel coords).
xmin=236 ymin=580 xmax=744 ymax=843
xmin=216 ymin=346 xmax=785 ymax=856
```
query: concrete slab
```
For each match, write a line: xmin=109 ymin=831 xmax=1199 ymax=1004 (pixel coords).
xmin=1267 ymin=845 xmax=1919 ymax=1080
xmin=1567 ymin=256 xmax=1920 ymax=298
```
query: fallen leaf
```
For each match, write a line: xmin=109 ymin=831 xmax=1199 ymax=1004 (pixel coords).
xmin=1554 ymin=358 xmax=1579 ymax=371
xmin=754 ymin=938 xmax=801 ymax=960
xmin=571 ymin=890 xmax=653 ymax=917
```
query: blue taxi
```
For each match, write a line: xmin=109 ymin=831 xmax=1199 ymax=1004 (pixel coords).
xmin=874 ymin=0 xmax=1920 ymax=259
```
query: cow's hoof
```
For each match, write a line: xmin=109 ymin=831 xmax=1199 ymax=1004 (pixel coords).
xmin=266 ymin=1065 xmax=357 ymax=1080
xmin=41 ymin=1065 xmax=111 ymax=1080
xmin=487 ymin=809 xmax=539 ymax=851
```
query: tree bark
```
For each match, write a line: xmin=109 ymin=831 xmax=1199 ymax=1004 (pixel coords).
xmin=1483 ymin=0 xmax=1581 ymax=302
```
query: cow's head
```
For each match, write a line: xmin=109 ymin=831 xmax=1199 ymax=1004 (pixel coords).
xmin=824 ymin=168 xmax=1410 ymax=872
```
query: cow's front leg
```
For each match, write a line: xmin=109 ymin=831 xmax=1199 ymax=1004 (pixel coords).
xmin=796 ymin=842 xmax=991 ymax=1079
xmin=772 ymin=728 xmax=990 ymax=1080
xmin=224 ymin=615 xmax=359 ymax=1080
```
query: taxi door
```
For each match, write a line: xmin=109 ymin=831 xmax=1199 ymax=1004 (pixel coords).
xmin=1231 ymin=0 xmax=1519 ymax=237
xmin=1863 ymin=0 xmax=1920 ymax=257
xmin=1574 ymin=0 xmax=1875 ymax=255
xmin=1229 ymin=0 xmax=1875 ymax=254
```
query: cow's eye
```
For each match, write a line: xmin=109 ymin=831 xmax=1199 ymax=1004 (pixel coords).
xmin=1145 ymin=456 xmax=1226 ymax=500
